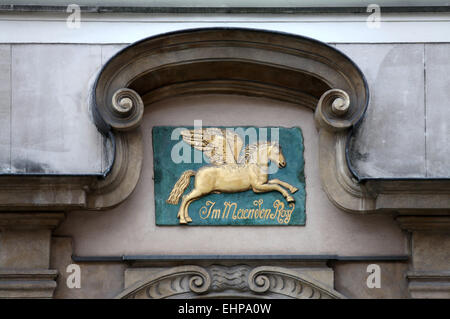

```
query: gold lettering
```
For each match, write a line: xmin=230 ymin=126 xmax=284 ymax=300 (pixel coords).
xmin=199 ymin=200 xmax=215 ymax=220
xmin=211 ymin=207 xmax=221 ymax=219
xmin=222 ymin=201 xmax=236 ymax=219
xmin=273 ymin=199 xmax=295 ymax=224
xmin=198 ymin=198 xmax=295 ymax=224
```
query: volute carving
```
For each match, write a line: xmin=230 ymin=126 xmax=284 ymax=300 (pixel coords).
xmin=115 ymin=265 xmax=345 ymax=299
xmin=109 ymin=88 xmax=144 ymax=131
xmin=89 ymin=28 xmax=372 ymax=214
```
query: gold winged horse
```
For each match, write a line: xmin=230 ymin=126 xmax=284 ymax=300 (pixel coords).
xmin=166 ymin=128 xmax=298 ymax=224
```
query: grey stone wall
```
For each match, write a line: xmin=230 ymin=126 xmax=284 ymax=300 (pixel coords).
xmin=0 ymin=43 xmax=448 ymax=178
xmin=333 ymin=261 xmax=410 ymax=298
xmin=0 ymin=38 xmax=447 ymax=299
xmin=339 ymin=43 xmax=449 ymax=179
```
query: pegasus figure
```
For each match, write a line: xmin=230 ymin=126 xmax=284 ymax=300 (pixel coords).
xmin=166 ymin=128 xmax=298 ymax=224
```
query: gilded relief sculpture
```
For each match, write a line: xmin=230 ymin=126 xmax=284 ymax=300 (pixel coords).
xmin=166 ymin=128 xmax=298 ymax=224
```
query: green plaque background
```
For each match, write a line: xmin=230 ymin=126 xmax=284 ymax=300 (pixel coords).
xmin=153 ymin=126 xmax=306 ymax=226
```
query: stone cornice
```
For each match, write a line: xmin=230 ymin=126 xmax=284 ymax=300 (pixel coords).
xmin=0 ymin=212 xmax=65 ymax=230
xmin=2 ymin=4 xmax=450 ymax=14
xmin=396 ymin=216 xmax=450 ymax=232
xmin=91 ymin=27 xmax=374 ymax=214
xmin=0 ymin=269 xmax=58 ymax=299
xmin=116 ymin=265 xmax=345 ymax=299
xmin=0 ymin=28 xmax=449 ymax=215
xmin=407 ymin=271 xmax=450 ymax=298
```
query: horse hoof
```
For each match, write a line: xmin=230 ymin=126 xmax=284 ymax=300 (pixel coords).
xmin=179 ymin=219 xmax=188 ymax=225
xmin=290 ymin=187 xmax=298 ymax=193
xmin=287 ymin=196 xmax=295 ymax=203
xmin=186 ymin=216 xmax=192 ymax=222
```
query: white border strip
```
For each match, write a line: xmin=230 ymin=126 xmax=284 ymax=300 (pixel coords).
xmin=1 ymin=13 xmax=450 ymax=44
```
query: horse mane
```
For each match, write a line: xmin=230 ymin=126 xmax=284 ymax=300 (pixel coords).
xmin=242 ymin=141 xmax=279 ymax=163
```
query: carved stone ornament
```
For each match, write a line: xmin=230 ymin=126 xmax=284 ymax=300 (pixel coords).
xmin=157 ymin=126 xmax=305 ymax=225
xmin=115 ymin=265 xmax=345 ymax=299
xmin=0 ymin=27 xmax=448 ymax=215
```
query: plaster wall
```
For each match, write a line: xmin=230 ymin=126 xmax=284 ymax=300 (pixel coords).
xmin=0 ymin=41 xmax=448 ymax=179
xmin=54 ymin=94 xmax=407 ymax=256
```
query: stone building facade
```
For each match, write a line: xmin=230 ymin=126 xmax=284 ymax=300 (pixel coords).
xmin=0 ymin=2 xmax=449 ymax=299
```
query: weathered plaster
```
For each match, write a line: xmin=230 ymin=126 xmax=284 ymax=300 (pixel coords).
xmin=333 ymin=261 xmax=409 ymax=298
xmin=55 ymin=94 xmax=407 ymax=256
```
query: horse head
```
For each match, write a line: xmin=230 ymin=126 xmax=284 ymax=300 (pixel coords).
xmin=245 ymin=142 xmax=286 ymax=169
xmin=268 ymin=143 xmax=286 ymax=168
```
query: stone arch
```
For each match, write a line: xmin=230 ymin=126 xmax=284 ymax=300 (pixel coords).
xmin=7 ymin=28 xmax=445 ymax=214
xmin=90 ymin=27 xmax=373 ymax=213
xmin=92 ymin=28 xmax=368 ymax=134
xmin=115 ymin=265 xmax=346 ymax=299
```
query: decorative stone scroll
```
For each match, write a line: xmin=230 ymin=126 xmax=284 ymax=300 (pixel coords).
xmin=115 ymin=265 xmax=345 ymax=299
xmin=109 ymin=88 xmax=144 ymax=131
xmin=315 ymin=89 xmax=352 ymax=132
xmin=89 ymin=28 xmax=372 ymax=214
xmin=3 ymin=27 xmax=447 ymax=215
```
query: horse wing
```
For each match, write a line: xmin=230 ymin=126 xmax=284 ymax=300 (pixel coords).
xmin=180 ymin=128 xmax=243 ymax=165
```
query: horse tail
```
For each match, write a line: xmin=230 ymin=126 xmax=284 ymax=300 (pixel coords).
xmin=166 ymin=170 xmax=196 ymax=205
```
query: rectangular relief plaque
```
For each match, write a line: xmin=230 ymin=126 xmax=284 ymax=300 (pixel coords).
xmin=153 ymin=126 xmax=305 ymax=225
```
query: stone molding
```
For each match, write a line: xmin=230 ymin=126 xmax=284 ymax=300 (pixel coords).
xmin=0 ymin=269 xmax=58 ymax=299
xmin=397 ymin=216 xmax=450 ymax=232
xmin=397 ymin=217 xmax=450 ymax=298
xmin=0 ymin=130 xmax=142 ymax=211
xmin=0 ymin=212 xmax=64 ymax=298
xmin=0 ymin=212 xmax=65 ymax=230
xmin=407 ymin=271 xmax=450 ymax=299
xmin=115 ymin=265 xmax=345 ymax=299
xmin=0 ymin=28 xmax=449 ymax=214
xmin=91 ymin=27 xmax=375 ymax=214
